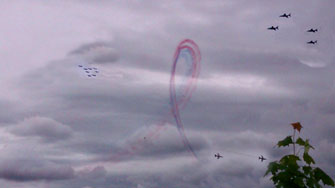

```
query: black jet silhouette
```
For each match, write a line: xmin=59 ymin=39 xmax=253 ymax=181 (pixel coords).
xmin=307 ymin=28 xmax=318 ymax=33
xmin=78 ymin=65 xmax=83 ymax=67
xmin=279 ymin=13 xmax=291 ymax=18
xmin=88 ymin=75 xmax=92 ymax=77
xmin=84 ymin=68 xmax=88 ymax=70
xmin=85 ymin=71 xmax=90 ymax=73
xmin=268 ymin=26 xmax=279 ymax=31
xmin=259 ymin=155 xmax=267 ymax=162
xmin=214 ymin=153 xmax=223 ymax=159
xmin=92 ymin=74 xmax=96 ymax=77
xmin=307 ymin=40 xmax=317 ymax=44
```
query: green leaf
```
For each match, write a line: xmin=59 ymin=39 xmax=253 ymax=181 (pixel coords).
xmin=304 ymin=139 xmax=315 ymax=154
xmin=293 ymin=177 xmax=305 ymax=187
xmin=303 ymin=152 xmax=315 ymax=165
xmin=314 ymin=167 xmax=335 ymax=186
xmin=277 ymin=136 xmax=293 ymax=147
xmin=265 ymin=125 xmax=335 ymax=188
xmin=265 ymin=161 xmax=280 ymax=176
xmin=303 ymin=166 xmax=312 ymax=175
xmin=296 ymin=137 xmax=305 ymax=146
xmin=306 ymin=178 xmax=316 ymax=188
xmin=276 ymin=171 xmax=291 ymax=184
xmin=280 ymin=155 xmax=300 ymax=164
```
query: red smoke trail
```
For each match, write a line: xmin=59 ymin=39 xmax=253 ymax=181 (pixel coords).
xmin=110 ymin=39 xmax=201 ymax=162
xmin=169 ymin=39 xmax=201 ymax=158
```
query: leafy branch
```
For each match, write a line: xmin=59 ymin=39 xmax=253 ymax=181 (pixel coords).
xmin=264 ymin=122 xmax=334 ymax=188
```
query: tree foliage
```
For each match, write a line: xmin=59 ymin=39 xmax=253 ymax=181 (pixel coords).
xmin=264 ymin=122 xmax=335 ymax=188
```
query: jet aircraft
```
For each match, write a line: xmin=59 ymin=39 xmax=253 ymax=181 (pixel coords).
xmin=259 ymin=155 xmax=267 ymax=162
xmin=279 ymin=13 xmax=291 ymax=18
xmin=268 ymin=26 xmax=279 ymax=31
xmin=307 ymin=40 xmax=317 ymax=44
xmin=214 ymin=153 xmax=223 ymax=159
xmin=307 ymin=28 xmax=318 ymax=33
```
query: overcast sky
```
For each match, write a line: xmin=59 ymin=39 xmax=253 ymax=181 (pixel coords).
xmin=0 ymin=0 xmax=334 ymax=188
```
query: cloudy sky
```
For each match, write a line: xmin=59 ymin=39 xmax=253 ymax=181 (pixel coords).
xmin=0 ymin=0 xmax=334 ymax=187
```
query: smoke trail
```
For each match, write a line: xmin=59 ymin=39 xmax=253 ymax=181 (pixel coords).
xmin=109 ymin=39 xmax=201 ymax=162
xmin=169 ymin=39 xmax=201 ymax=158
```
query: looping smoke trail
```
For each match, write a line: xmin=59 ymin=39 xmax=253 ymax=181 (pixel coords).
xmin=170 ymin=39 xmax=201 ymax=158
xmin=109 ymin=39 xmax=201 ymax=162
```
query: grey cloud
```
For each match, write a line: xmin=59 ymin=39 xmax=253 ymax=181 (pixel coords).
xmin=0 ymin=100 xmax=17 ymax=124
xmin=0 ymin=159 xmax=75 ymax=182
xmin=9 ymin=116 xmax=73 ymax=142
xmin=316 ymin=139 xmax=335 ymax=176
xmin=1 ymin=0 xmax=335 ymax=187
xmin=76 ymin=166 xmax=107 ymax=179
xmin=122 ymin=158 xmax=270 ymax=188
xmin=124 ymin=125 xmax=208 ymax=159
xmin=69 ymin=41 xmax=119 ymax=64
xmin=314 ymin=93 xmax=335 ymax=115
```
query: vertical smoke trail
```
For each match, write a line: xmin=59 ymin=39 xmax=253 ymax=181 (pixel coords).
xmin=169 ymin=39 xmax=201 ymax=158
xmin=109 ymin=39 xmax=201 ymax=162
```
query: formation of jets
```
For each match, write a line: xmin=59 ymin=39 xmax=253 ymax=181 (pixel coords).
xmin=268 ymin=13 xmax=318 ymax=45
xmin=78 ymin=65 xmax=99 ymax=77
xmin=214 ymin=153 xmax=266 ymax=163
xmin=306 ymin=28 xmax=318 ymax=45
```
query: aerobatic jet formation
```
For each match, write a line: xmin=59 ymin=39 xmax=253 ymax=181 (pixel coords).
xmin=279 ymin=13 xmax=291 ymax=18
xmin=307 ymin=28 xmax=318 ymax=33
xmin=307 ymin=40 xmax=317 ymax=44
xmin=267 ymin=26 xmax=279 ymax=31
xmin=78 ymin=65 xmax=100 ymax=78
